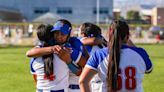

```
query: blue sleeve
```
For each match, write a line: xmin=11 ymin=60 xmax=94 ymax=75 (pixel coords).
xmin=71 ymin=48 xmax=82 ymax=64
xmin=86 ymin=48 xmax=108 ymax=71
xmin=30 ymin=58 xmax=36 ymax=74
xmin=139 ymin=48 xmax=153 ymax=73
xmin=133 ymin=48 xmax=153 ymax=73
xmin=69 ymin=37 xmax=86 ymax=56
xmin=85 ymin=45 xmax=92 ymax=54
xmin=86 ymin=51 xmax=99 ymax=71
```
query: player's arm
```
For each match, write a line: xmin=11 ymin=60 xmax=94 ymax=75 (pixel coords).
xmin=77 ymin=55 xmax=88 ymax=68
xmin=70 ymin=37 xmax=89 ymax=59
xmin=56 ymin=47 xmax=83 ymax=76
xmin=80 ymin=37 xmax=106 ymax=46
xmin=79 ymin=49 xmax=101 ymax=92
xmin=26 ymin=47 xmax=53 ymax=57
xmin=82 ymin=45 xmax=89 ymax=59
xmin=79 ymin=67 xmax=97 ymax=92
xmin=64 ymin=53 xmax=88 ymax=76
xmin=32 ymin=74 xmax=37 ymax=84
xmin=136 ymin=48 xmax=153 ymax=74
xmin=30 ymin=58 xmax=37 ymax=85
xmin=26 ymin=45 xmax=62 ymax=58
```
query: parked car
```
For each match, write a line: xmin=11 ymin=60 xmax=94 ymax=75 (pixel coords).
xmin=148 ymin=26 xmax=164 ymax=39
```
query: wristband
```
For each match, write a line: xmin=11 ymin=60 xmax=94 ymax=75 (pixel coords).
xmin=67 ymin=62 xmax=81 ymax=74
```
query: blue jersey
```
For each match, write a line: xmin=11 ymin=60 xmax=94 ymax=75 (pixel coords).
xmin=86 ymin=45 xmax=153 ymax=92
xmin=68 ymin=37 xmax=86 ymax=57
xmin=50 ymin=37 xmax=85 ymax=57
xmin=66 ymin=37 xmax=85 ymax=91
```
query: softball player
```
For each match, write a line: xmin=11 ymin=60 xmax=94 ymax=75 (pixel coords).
xmin=79 ymin=20 xmax=153 ymax=92
xmin=30 ymin=24 xmax=70 ymax=92
xmin=27 ymin=19 xmax=88 ymax=92
xmin=78 ymin=22 xmax=107 ymax=92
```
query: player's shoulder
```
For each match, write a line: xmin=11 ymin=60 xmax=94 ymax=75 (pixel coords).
xmin=31 ymin=57 xmax=43 ymax=64
xmin=92 ymin=47 xmax=108 ymax=59
xmin=122 ymin=45 xmax=149 ymax=58
xmin=69 ymin=37 xmax=83 ymax=48
xmin=122 ymin=45 xmax=147 ymax=55
xmin=69 ymin=37 xmax=81 ymax=43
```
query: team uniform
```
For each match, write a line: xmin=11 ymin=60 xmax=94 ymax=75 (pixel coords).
xmin=85 ymin=45 xmax=153 ymax=92
xmin=66 ymin=37 xmax=85 ymax=92
xmin=79 ymin=36 xmax=106 ymax=92
xmin=31 ymin=20 xmax=87 ymax=92
xmin=30 ymin=43 xmax=82 ymax=92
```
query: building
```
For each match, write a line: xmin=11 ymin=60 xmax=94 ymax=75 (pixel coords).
xmin=152 ymin=7 xmax=164 ymax=25
xmin=113 ymin=8 xmax=120 ymax=20
xmin=140 ymin=4 xmax=155 ymax=24
xmin=0 ymin=0 xmax=113 ymax=24
xmin=114 ymin=0 xmax=164 ymax=19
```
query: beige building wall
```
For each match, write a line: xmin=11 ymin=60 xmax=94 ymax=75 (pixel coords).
xmin=152 ymin=7 xmax=164 ymax=25
xmin=152 ymin=7 xmax=157 ymax=25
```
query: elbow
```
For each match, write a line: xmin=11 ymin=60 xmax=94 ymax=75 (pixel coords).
xmin=79 ymin=76 xmax=89 ymax=86
xmin=26 ymin=51 xmax=30 ymax=57
xmin=79 ymin=79 xmax=89 ymax=88
xmin=79 ymin=78 xmax=85 ymax=86
xmin=26 ymin=51 xmax=33 ymax=57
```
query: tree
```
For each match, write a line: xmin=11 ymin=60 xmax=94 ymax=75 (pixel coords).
xmin=127 ymin=10 xmax=141 ymax=20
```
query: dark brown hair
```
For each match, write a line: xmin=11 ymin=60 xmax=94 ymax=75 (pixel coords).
xmin=107 ymin=20 xmax=129 ymax=92
xmin=37 ymin=24 xmax=54 ymax=78
xmin=80 ymin=22 xmax=101 ymax=37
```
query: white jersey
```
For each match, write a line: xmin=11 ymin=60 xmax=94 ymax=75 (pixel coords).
xmin=79 ymin=36 xmax=106 ymax=92
xmin=31 ymin=37 xmax=85 ymax=92
xmin=86 ymin=45 xmax=153 ymax=92
xmin=30 ymin=54 xmax=69 ymax=92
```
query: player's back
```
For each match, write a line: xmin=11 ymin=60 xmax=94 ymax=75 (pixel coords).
xmin=86 ymin=45 xmax=152 ymax=92
xmin=117 ymin=46 xmax=151 ymax=92
xmin=31 ymin=54 xmax=69 ymax=92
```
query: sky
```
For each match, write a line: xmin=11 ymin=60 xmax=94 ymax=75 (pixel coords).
xmin=114 ymin=0 xmax=164 ymax=17
xmin=114 ymin=0 xmax=164 ymax=8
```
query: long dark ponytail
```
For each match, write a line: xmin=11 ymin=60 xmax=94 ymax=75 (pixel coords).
xmin=37 ymin=24 xmax=54 ymax=78
xmin=107 ymin=20 xmax=129 ymax=92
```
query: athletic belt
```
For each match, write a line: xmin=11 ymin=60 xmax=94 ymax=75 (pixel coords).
xmin=37 ymin=89 xmax=64 ymax=92
xmin=69 ymin=84 xmax=80 ymax=89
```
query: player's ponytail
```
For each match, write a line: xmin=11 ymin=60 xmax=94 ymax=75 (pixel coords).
xmin=37 ymin=24 xmax=54 ymax=79
xmin=107 ymin=20 xmax=129 ymax=92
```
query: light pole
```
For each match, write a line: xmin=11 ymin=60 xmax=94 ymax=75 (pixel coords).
xmin=96 ymin=0 xmax=100 ymax=25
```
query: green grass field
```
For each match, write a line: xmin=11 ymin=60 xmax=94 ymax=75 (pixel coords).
xmin=0 ymin=44 xmax=164 ymax=92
